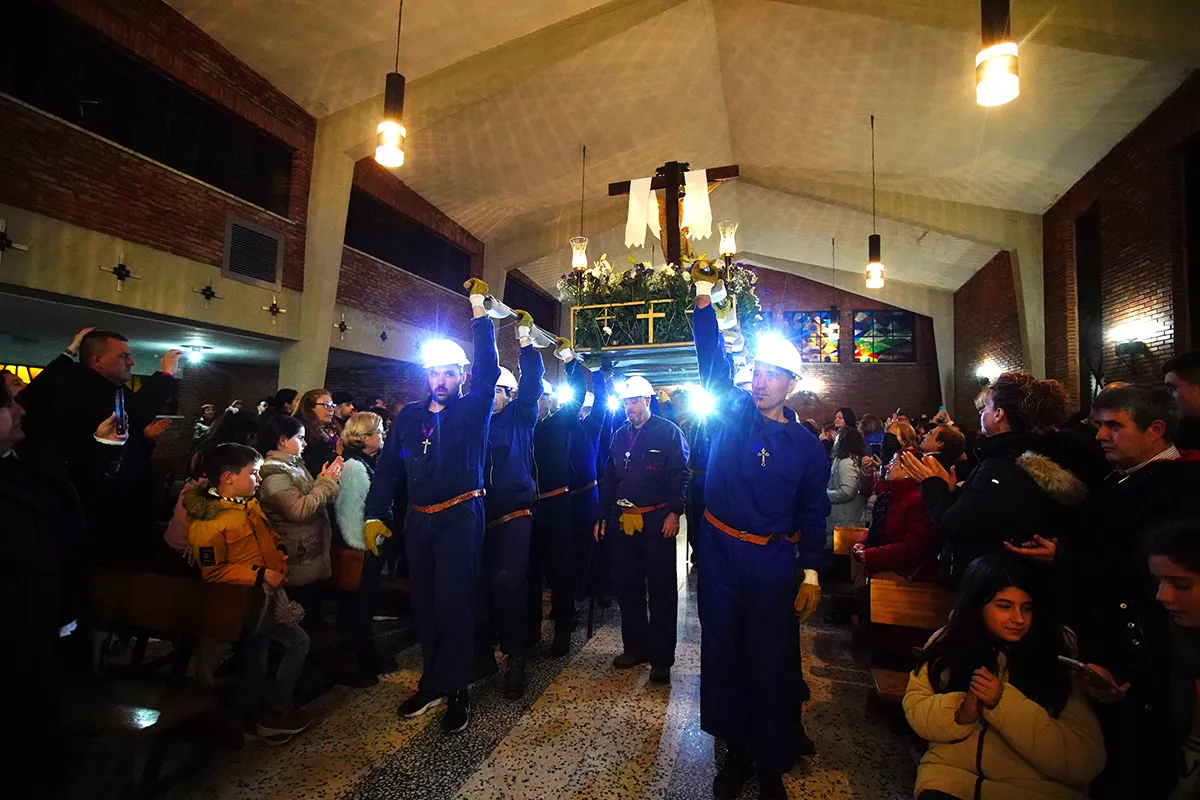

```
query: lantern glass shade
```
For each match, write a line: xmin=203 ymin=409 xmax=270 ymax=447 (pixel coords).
xmin=717 ymin=220 xmax=739 ymax=257
xmin=865 ymin=233 xmax=885 ymax=289
xmin=976 ymin=42 xmax=1019 ymax=106
xmin=570 ymin=236 xmax=589 ymax=269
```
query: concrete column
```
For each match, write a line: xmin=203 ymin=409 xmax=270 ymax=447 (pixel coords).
xmin=1008 ymin=216 xmax=1046 ymax=379
xmin=278 ymin=117 xmax=357 ymax=391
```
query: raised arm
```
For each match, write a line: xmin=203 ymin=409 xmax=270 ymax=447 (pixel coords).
xmin=516 ymin=343 xmax=545 ymax=409
xmin=470 ymin=316 xmax=500 ymax=399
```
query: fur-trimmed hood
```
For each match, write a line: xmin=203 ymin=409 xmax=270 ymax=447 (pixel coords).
xmin=181 ymin=482 xmax=250 ymax=521
xmin=1014 ymin=451 xmax=1088 ymax=507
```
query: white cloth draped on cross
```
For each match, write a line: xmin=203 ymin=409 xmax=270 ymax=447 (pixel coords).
xmin=623 ymin=170 xmax=713 ymax=249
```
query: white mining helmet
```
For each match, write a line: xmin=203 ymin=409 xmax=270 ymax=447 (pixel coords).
xmin=753 ymin=333 xmax=802 ymax=378
xmin=619 ymin=375 xmax=655 ymax=400
xmin=541 ymin=379 xmax=556 ymax=399
xmin=496 ymin=367 xmax=518 ymax=391
xmin=421 ymin=339 xmax=469 ymax=369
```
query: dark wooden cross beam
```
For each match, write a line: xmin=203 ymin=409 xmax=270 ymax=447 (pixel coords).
xmin=609 ymin=161 xmax=739 ymax=268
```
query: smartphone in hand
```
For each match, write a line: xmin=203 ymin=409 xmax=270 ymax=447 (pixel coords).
xmin=114 ymin=390 xmax=130 ymax=439
xmin=1057 ymin=655 xmax=1121 ymax=692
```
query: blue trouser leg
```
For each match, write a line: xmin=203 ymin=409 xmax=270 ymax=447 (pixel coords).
xmin=529 ymin=495 xmax=575 ymax=636
xmin=613 ymin=509 xmax=678 ymax=665
xmin=406 ymin=499 xmax=483 ymax=693
xmin=245 ymin=620 xmax=311 ymax=716
xmin=571 ymin=487 xmax=598 ymax=603
xmin=699 ymin=519 xmax=798 ymax=775
xmin=478 ymin=514 xmax=533 ymax=657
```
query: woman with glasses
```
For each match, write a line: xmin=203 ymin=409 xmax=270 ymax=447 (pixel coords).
xmin=296 ymin=389 xmax=340 ymax=480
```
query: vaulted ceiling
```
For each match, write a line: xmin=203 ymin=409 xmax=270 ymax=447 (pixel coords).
xmin=168 ymin=0 xmax=1197 ymax=294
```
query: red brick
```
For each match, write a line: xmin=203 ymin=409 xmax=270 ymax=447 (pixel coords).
xmin=954 ymin=251 xmax=1025 ymax=418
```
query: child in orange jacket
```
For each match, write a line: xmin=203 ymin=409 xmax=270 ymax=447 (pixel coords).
xmin=185 ymin=443 xmax=312 ymax=745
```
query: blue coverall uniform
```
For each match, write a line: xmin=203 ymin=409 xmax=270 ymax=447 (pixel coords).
xmin=365 ymin=316 xmax=499 ymax=694
xmin=566 ymin=359 xmax=611 ymax=603
xmin=477 ymin=344 xmax=544 ymax=659
xmin=692 ymin=301 xmax=830 ymax=775
xmin=599 ymin=413 xmax=689 ymax=667
xmin=684 ymin=417 xmax=710 ymax=562
xmin=529 ymin=378 xmax=584 ymax=639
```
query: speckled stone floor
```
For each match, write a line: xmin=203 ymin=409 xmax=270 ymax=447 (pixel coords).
xmin=169 ymin=530 xmax=916 ymax=799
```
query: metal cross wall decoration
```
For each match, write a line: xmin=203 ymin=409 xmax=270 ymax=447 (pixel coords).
xmin=334 ymin=314 xmax=352 ymax=341
xmin=0 ymin=219 xmax=29 ymax=265
xmin=100 ymin=253 xmax=141 ymax=292
xmin=380 ymin=329 xmax=389 ymax=348
xmin=193 ymin=283 xmax=223 ymax=309
xmin=262 ymin=296 xmax=287 ymax=325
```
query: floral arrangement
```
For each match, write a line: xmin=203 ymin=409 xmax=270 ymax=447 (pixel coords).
xmin=558 ymin=254 xmax=762 ymax=351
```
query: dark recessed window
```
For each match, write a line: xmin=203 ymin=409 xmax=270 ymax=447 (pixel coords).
xmin=503 ymin=272 xmax=559 ymax=333
xmin=344 ymin=187 xmax=471 ymax=293
xmin=2 ymin=0 xmax=293 ymax=216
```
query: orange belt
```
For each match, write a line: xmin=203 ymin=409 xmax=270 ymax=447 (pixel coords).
xmin=412 ymin=489 xmax=485 ymax=515
xmin=538 ymin=486 xmax=569 ymax=500
xmin=621 ymin=501 xmax=668 ymax=515
xmin=486 ymin=508 xmax=533 ymax=530
xmin=570 ymin=480 xmax=598 ymax=496
xmin=704 ymin=508 xmax=799 ymax=546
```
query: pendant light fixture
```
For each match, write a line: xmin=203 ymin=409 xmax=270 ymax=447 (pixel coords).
xmin=375 ymin=0 xmax=408 ymax=168
xmin=570 ymin=145 xmax=588 ymax=269
xmin=865 ymin=115 xmax=885 ymax=290
xmin=976 ymin=0 xmax=1019 ymax=107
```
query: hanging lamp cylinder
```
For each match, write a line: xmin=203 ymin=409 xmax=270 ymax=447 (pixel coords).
xmin=376 ymin=72 xmax=408 ymax=168
xmin=976 ymin=0 xmax=1019 ymax=106
xmin=569 ymin=236 xmax=589 ymax=269
xmin=865 ymin=233 xmax=885 ymax=289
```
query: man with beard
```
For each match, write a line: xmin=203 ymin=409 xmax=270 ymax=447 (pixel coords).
xmin=364 ymin=277 xmax=499 ymax=735
xmin=594 ymin=375 xmax=688 ymax=683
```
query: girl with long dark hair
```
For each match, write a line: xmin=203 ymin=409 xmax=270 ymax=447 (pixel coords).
xmin=904 ymin=556 xmax=1105 ymax=800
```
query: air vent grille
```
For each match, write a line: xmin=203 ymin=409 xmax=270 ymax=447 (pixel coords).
xmin=222 ymin=215 xmax=283 ymax=290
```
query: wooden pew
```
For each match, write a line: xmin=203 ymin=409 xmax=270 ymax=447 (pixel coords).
xmin=832 ymin=526 xmax=868 ymax=556
xmin=866 ymin=572 xmax=954 ymax=707
xmin=67 ymin=569 xmax=249 ymax=797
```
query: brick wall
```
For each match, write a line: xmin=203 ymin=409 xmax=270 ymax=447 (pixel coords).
xmin=753 ymin=266 xmax=943 ymax=424
xmin=337 ymin=247 xmax=474 ymax=342
xmin=953 ymin=251 xmax=1025 ymax=416
xmin=0 ymin=0 xmax=315 ymax=290
xmin=152 ymin=359 xmax=280 ymax=477
xmin=352 ymin=158 xmax=484 ymax=278
xmin=324 ymin=360 xmax=429 ymax=412
xmin=1044 ymin=72 xmax=1200 ymax=404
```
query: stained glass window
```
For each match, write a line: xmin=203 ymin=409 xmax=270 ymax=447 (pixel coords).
xmin=0 ymin=364 xmax=44 ymax=384
xmin=784 ymin=311 xmax=840 ymax=363
xmin=853 ymin=310 xmax=916 ymax=363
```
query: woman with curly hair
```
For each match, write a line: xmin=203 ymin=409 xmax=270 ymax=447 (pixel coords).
xmin=901 ymin=372 xmax=1093 ymax=582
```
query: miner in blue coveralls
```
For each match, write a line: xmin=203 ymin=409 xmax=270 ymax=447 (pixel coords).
xmin=363 ymin=277 xmax=499 ymax=736
xmin=595 ymin=375 xmax=689 ymax=684
xmin=473 ymin=309 xmax=544 ymax=700
xmin=528 ymin=341 xmax=585 ymax=657
xmin=564 ymin=350 xmax=611 ymax=609
xmin=690 ymin=263 xmax=830 ymax=800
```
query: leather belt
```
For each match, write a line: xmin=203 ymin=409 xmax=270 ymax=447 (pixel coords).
xmin=486 ymin=508 xmax=533 ymax=530
xmin=538 ymin=486 xmax=569 ymax=500
xmin=704 ymin=508 xmax=799 ymax=546
xmin=691 ymin=469 xmax=706 ymax=475
xmin=620 ymin=501 xmax=668 ymax=515
xmin=570 ymin=480 xmax=598 ymax=496
xmin=412 ymin=489 xmax=485 ymax=515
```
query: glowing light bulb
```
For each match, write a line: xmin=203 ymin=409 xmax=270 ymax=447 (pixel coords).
xmin=976 ymin=42 xmax=1020 ymax=107
xmin=375 ymin=120 xmax=406 ymax=168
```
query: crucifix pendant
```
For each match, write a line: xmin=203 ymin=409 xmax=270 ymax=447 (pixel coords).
xmin=422 ymin=438 xmax=432 ymax=454
xmin=624 ymin=451 xmax=632 ymax=469
xmin=757 ymin=447 xmax=770 ymax=467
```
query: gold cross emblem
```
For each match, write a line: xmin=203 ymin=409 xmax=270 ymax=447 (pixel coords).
xmin=636 ymin=300 xmax=669 ymax=344
xmin=757 ymin=447 xmax=770 ymax=467
xmin=422 ymin=438 xmax=432 ymax=454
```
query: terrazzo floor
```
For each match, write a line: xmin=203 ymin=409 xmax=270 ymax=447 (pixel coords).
xmin=169 ymin=532 xmax=916 ymax=799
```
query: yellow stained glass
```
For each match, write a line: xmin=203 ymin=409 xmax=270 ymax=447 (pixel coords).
xmin=0 ymin=364 xmax=44 ymax=384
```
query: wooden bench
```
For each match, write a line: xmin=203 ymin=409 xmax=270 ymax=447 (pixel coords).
xmin=68 ymin=568 xmax=249 ymax=797
xmin=871 ymin=667 xmax=910 ymax=704
xmin=833 ymin=526 xmax=868 ymax=556
xmin=868 ymin=571 xmax=954 ymax=631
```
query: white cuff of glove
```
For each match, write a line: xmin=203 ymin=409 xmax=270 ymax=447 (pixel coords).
xmin=802 ymin=569 xmax=819 ymax=586
xmin=694 ymin=280 xmax=714 ymax=297
xmin=560 ymin=349 xmax=575 ymax=362
xmin=518 ymin=326 xmax=531 ymax=339
xmin=470 ymin=294 xmax=486 ymax=309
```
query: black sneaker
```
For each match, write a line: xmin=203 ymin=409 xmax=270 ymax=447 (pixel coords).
xmin=713 ymin=743 xmax=752 ymax=800
xmin=758 ymin=772 xmax=787 ymax=800
xmin=612 ymin=652 xmax=649 ymax=669
xmin=397 ymin=689 xmax=447 ymax=718
xmin=502 ymin=655 xmax=527 ymax=700
xmin=649 ymin=665 xmax=671 ymax=683
xmin=441 ymin=690 xmax=470 ymax=734
xmin=551 ymin=627 xmax=572 ymax=658
xmin=472 ymin=650 xmax=499 ymax=681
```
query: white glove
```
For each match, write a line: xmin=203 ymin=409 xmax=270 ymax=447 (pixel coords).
xmin=470 ymin=294 xmax=486 ymax=309
xmin=518 ymin=325 xmax=531 ymax=340
xmin=710 ymin=280 xmax=728 ymax=304
xmin=694 ymin=280 xmax=714 ymax=297
xmin=803 ymin=569 xmax=819 ymax=586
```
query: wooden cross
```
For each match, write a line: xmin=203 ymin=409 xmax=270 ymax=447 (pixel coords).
xmin=636 ymin=300 xmax=669 ymax=344
xmin=757 ymin=447 xmax=770 ymax=467
xmin=609 ymin=161 xmax=739 ymax=267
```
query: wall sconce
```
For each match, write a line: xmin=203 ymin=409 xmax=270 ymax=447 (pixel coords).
xmin=975 ymin=358 xmax=1003 ymax=385
xmin=1109 ymin=317 xmax=1165 ymax=361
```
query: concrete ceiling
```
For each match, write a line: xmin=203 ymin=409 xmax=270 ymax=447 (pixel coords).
xmin=167 ymin=0 xmax=1197 ymax=294
xmin=0 ymin=290 xmax=284 ymax=368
